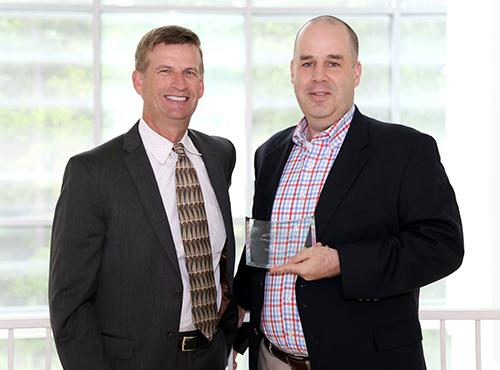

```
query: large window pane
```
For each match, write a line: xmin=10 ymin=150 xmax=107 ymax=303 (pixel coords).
xmin=0 ymin=226 xmax=51 ymax=309
xmin=352 ymin=16 xmax=390 ymax=121
xmin=0 ymin=0 xmax=90 ymax=3
xmin=103 ymin=0 xmax=240 ymax=5
xmin=101 ymin=13 xmax=246 ymax=217
xmin=253 ymin=0 xmax=390 ymax=7
xmin=252 ymin=16 xmax=303 ymax=151
xmin=400 ymin=16 xmax=446 ymax=142
xmin=0 ymin=12 xmax=94 ymax=220
xmin=401 ymin=0 xmax=447 ymax=8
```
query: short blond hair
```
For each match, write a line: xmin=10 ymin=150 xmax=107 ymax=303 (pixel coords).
xmin=135 ymin=25 xmax=204 ymax=75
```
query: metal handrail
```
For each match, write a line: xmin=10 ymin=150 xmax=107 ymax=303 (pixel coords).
xmin=419 ymin=309 xmax=500 ymax=370
xmin=0 ymin=316 xmax=52 ymax=370
xmin=1 ymin=310 xmax=500 ymax=370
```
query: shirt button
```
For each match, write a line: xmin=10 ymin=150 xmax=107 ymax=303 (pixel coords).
xmin=286 ymin=295 xmax=292 ymax=302
xmin=300 ymin=191 xmax=306 ymax=199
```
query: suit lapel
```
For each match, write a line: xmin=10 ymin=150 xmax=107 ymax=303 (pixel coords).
xmin=189 ymin=130 xmax=236 ymax=295
xmin=315 ymin=109 xmax=371 ymax=239
xmin=188 ymin=130 xmax=233 ymax=238
xmin=122 ymin=123 xmax=181 ymax=276
xmin=254 ymin=129 xmax=294 ymax=220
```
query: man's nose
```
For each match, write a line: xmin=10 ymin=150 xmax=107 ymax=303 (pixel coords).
xmin=312 ymin=65 xmax=327 ymax=82
xmin=171 ymin=72 xmax=188 ymax=89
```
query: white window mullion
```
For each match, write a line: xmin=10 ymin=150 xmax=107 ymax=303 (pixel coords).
xmin=390 ymin=0 xmax=401 ymax=123
xmin=93 ymin=0 xmax=102 ymax=145
xmin=244 ymin=0 xmax=253 ymax=215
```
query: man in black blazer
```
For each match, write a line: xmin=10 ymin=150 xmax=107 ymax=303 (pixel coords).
xmin=49 ymin=25 xmax=237 ymax=370
xmin=233 ymin=16 xmax=463 ymax=370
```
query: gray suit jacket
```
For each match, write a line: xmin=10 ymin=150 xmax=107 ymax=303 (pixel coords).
xmin=49 ymin=123 xmax=238 ymax=370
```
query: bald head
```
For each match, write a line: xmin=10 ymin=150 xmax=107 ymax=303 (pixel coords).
xmin=290 ymin=15 xmax=362 ymax=137
xmin=294 ymin=15 xmax=359 ymax=64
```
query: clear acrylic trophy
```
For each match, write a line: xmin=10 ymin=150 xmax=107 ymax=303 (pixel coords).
xmin=245 ymin=215 xmax=316 ymax=269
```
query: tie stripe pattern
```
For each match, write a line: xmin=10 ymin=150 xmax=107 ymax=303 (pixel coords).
xmin=173 ymin=142 xmax=218 ymax=340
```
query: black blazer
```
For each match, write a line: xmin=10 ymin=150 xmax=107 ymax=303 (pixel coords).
xmin=49 ymin=123 xmax=238 ymax=370
xmin=234 ymin=108 xmax=463 ymax=370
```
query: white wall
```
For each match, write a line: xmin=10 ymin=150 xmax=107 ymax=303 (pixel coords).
xmin=446 ymin=1 xmax=500 ymax=368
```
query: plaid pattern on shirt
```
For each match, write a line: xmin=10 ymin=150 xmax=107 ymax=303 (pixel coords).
xmin=261 ymin=106 xmax=354 ymax=356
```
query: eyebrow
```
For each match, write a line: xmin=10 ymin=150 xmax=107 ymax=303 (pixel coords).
xmin=154 ymin=65 xmax=200 ymax=73
xmin=299 ymin=54 xmax=344 ymax=60
xmin=155 ymin=65 xmax=171 ymax=71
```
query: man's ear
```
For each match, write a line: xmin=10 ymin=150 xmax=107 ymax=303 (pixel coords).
xmin=290 ymin=59 xmax=295 ymax=84
xmin=354 ymin=61 xmax=362 ymax=88
xmin=198 ymin=77 xmax=204 ymax=99
xmin=132 ymin=70 xmax=144 ymax=95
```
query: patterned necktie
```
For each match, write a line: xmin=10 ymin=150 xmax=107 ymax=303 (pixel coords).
xmin=173 ymin=142 xmax=218 ymax=340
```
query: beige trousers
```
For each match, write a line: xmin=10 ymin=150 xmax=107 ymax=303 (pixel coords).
xmin=258 ymin=338 xmax=293 ymax=370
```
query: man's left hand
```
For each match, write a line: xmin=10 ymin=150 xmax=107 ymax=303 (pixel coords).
xmin=269 ymin=243 xmax=341 ymax=281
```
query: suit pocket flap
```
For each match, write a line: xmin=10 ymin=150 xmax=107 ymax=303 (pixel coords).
xmin=101 ymin=333 xmax=135 ymax=360
xmin=373 ymin=318 xmax=423 ymax=351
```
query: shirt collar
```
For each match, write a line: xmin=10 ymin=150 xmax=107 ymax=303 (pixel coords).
xmin=292 ymin=105 xmax=355 ymax=149
xmin=138 ymin=119 xmax=201 ymax=165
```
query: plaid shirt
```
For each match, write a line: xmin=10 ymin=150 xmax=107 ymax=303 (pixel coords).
xmin=261 ymin=106 xmax=354 ymax=356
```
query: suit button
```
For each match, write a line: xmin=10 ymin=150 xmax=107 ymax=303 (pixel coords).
xmin=167 ymin=332 xmax=175 ymax=340
xmin=174 ymin=289 xmax=181 ymax=298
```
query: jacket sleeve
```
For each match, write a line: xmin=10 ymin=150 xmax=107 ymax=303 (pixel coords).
xmin=337 ymin=134 xmax=464 ymax=300
xmin=49 ymin=157 xmax=111 ymax=370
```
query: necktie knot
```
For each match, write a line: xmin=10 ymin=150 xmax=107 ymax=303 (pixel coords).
xmin=172 ymin=142 xmax=186 ymax=157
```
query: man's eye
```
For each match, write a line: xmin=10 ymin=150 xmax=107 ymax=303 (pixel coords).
xmin=185 ymin=70 xmax=197 ymax=77
xmin=328 ymin=62 xmax=340 ymax=68
xmin=302 ymin=62 xmax=312 ymax=68
xmin=159 ymin=69 xmax=170 ymax=74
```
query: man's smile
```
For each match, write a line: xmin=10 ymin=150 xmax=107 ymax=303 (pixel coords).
xmin=165 ymin=95 xmax=188 ymax=102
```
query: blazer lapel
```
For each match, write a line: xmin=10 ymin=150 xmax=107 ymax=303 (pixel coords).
xmin=189 ymin=130 xmax=236 ymax=294
xmin=315 ymin=109 xmax=371 ymax=239
xmin=254 ymin=128 xmax=294 ymax=220
xmin=122 ymin=123 xmax=181 ymax=276
xmin=188 ymin=130 xmax=233 ymax=238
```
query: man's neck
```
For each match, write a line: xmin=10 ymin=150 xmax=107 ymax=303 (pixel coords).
xmin=142 ymin=117 xmax=189 ymax=143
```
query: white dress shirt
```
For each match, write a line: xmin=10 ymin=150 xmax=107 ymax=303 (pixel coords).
xmin=138 ymin=119 xmax=226 ymax=332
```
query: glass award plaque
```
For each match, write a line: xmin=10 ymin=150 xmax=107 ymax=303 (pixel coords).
xmin=245 ymin=215 xmax=316 ymax=269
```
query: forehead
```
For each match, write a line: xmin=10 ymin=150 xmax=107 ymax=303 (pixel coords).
xmin=147 ymin=43 xmax=201 ymax=68
xmin=295 ymin=21 xmax=351 ymax=56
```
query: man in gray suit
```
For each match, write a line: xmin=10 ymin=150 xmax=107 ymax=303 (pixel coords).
xmin=49 ymin=25 xmax=238 ymax=370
